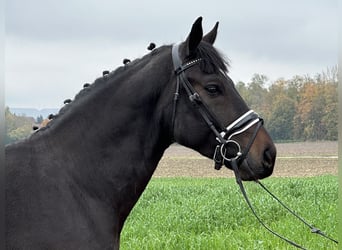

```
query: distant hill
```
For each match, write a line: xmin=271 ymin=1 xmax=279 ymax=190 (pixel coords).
xmin=9 ymin=108 xmax=59 ymax=119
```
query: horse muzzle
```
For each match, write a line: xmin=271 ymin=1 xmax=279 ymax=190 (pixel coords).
xmin=213 ymin=110 xmax=276 ymax=181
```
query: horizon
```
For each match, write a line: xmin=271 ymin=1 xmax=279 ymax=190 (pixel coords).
xmin=6 ymin=65 xmax=337 ymax=111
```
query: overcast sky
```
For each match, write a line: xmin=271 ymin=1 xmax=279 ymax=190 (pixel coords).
xmin=5 ymin=0 xmax=338 ymax=109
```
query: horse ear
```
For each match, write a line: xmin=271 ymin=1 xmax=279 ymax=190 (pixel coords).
xmin=184 ymin=16 xmax=203 ymax=56
xmin=203 ymin=22 xmax=219 ymax=45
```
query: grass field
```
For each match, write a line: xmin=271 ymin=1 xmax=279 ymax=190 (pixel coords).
xmin=121 ymin=176 xmax=338 ymax=249
xmin=121 ymin=142 xmax=338 ymax=249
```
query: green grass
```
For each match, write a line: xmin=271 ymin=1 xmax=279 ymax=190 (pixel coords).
xmin=121 ymin=176 xmax=338 ymax=250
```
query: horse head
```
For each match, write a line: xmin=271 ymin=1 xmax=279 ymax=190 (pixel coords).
xmin=171 ymin=17 xmax=276 ymax=181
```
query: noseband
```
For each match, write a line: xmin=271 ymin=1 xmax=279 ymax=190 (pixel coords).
xmin=171 ymin=43 xmax=263 ymax=172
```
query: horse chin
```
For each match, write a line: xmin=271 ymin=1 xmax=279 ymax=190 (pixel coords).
xmin=225 ymin=159 xmax=273 ymax=181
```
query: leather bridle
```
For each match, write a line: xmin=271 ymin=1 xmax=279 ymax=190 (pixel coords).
xmin=170 ymin=43 xmax=338 ymax=249
xmin=171 ymin=43 xmax=263 ymax=172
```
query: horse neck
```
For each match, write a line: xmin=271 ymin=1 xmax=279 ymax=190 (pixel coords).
xmin=43 ymin=47 xmax=174 ymax=211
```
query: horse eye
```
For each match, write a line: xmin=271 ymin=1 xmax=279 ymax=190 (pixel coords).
xmin=205 ymin=85 xmax=220 ymax=96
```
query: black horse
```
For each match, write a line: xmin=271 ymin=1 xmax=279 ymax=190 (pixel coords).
xmin=5 ymin=17 xmax=276 ymax=249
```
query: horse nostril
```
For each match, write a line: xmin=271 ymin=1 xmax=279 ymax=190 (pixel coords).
xmin=263 ymin=148 xmax=275 ymax=168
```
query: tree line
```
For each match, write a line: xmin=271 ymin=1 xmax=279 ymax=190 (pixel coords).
xmin=236 ymin=67 xmax=337 ymax=141
xmin=4 ymin=67 xmax=338 ymax=144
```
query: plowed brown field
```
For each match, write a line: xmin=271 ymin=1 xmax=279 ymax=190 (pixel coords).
xmin=153 ymin=141 xmax=338 ymax=178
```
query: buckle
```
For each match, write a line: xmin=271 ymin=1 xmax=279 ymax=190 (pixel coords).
xmin=213 ymin=145 xmax=223 ymax=170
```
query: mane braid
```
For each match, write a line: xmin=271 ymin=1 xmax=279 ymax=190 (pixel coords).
xmin=36 ymin=46 xmax=168 ymax=131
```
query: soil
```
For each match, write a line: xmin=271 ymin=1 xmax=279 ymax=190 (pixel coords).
xmin=153 ymin=141 xmax=338 ymax=178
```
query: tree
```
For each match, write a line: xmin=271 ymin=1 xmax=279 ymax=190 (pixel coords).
xmin=5 ymin=107 xmax=35 ymax=144
xmin=245 ymin=74 xmax=269 ymax=119
xmin=294 ymin=71 xmax=337 ymax=141
xmin=266 ymin=79 xmax=296 ymax=140
xmin=321 ymin=81 xmax=338 ymax=140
